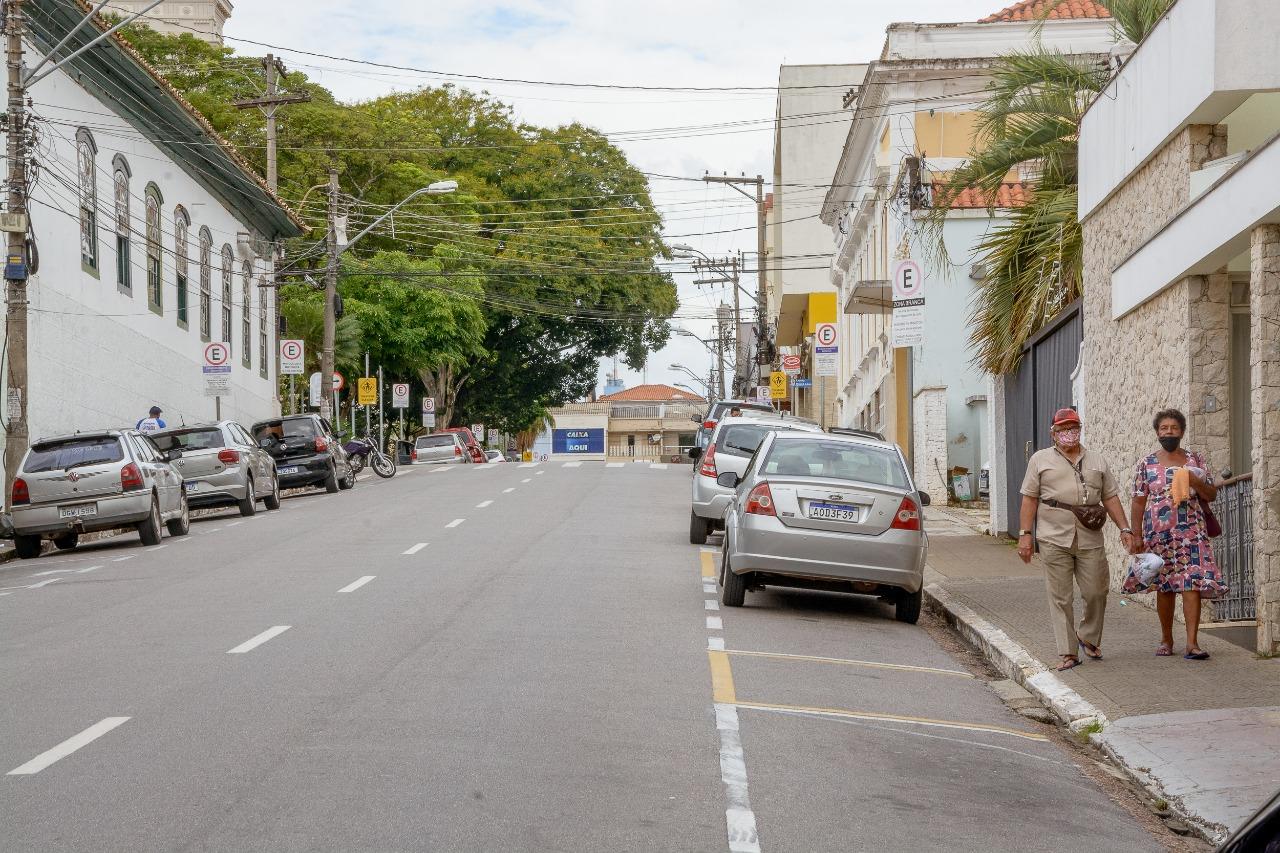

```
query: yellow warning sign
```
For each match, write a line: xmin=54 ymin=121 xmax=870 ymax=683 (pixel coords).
xmin=357 ymin=377 xmax=378 ymax=406
xmin=769 ymin=371 xmax=788 ymax=401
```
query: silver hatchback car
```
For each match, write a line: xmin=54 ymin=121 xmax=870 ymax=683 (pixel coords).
xmin=719 ymin=430 xmax=930 ymax=623
xmin=9 ymin=429 xmax=189 ymax=558
xmin=690 ymin=416 xmax=823 ymax=544
xmin=414 ymin=432 xmax=471 ymax=464
xmin=152 ymin=421 xmax=280 ymax=516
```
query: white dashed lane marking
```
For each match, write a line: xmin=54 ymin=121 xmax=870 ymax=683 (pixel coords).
xmin=503 ymin=488 xmax=515 ymax=494
xmin=112 ymin=555 xmax=136 ymax=562
xmin=337 ymin=576 xmax=376 ymax=594
xmin=226 ymin=626 xmax=291 ymax=654
xmin=708 ymin=637 xmax=726 ymax=651
xmin=651 ymin=463 xmax=668 ymax=470
xmin=705 ymin=599 xmax=720 ymax=611
xmin=521 ymin=478 xmax=531 ymax=483
xmin=606 ymin=462 xmax=625 ymax=468
xmin=402 ymin=543 xmax=429 ymax=555
xmin=445 ymin=519 xmax=465 ymax=528
xmin=562 ymin=461 xmax=581 ymax=468
xmin=476 ymin=500 xmax=493 ymax=508
xmin=707 ymin=616 xmax=723 ymax=630
xmin=7 ymin=717 xmax=131 ymax=776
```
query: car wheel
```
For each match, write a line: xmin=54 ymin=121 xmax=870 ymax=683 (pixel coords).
xmin=138 ymin=497 xmax=163 ymax=546
xmin=324 ymin=465 xmax=340 ymax=494
xmin=895 ymin=588 xmax=923 ymax=625
xmin=237 ymin=477 xmax=258 ymax=517
xmin=14 ymin=535 xmax=43 ymax=559
xmin=339 ymin=465 xmax=356 ymax=490
xmin=166 ymin=496 xmax=190 ymax=537
xmin=263 ymin=473 xmax=281 ymax=510
xmin=721 ymin=562 xmax=747 ymax=607
xmin=689 ymin=509 xmax=709 ymax=545
xmin=53 ymin=532 xmax=79 ymax=551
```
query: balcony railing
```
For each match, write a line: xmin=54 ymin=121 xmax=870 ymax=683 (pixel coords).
xmin=1211 ymin=474 xmax=1255 ymax=621
xmin=609 ymin=403 xmax=703 ymax=421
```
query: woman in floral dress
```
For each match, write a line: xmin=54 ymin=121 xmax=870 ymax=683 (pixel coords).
xmin=1124 ymin=408 xmax=1227 ymax=659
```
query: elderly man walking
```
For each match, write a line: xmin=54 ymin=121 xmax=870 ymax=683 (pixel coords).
xmin=1018 ymin=408 xmax=1133 ymax=671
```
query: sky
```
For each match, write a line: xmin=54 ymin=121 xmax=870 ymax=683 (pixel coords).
xmin=223 ymin=0 xmax=1006 ymax=398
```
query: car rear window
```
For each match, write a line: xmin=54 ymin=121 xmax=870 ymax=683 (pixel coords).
xmin=24 ymin=436 xmax=124 ymax=473
xmin=711 ymin=402 xmax=772 ymax=421
xmin=761 ymin=439 xmax=908 ymax=488
xmin=716 ymin=424 xmax=773 ymax=458
xmin=152 ymin=428 xmax=224 ymax=453
xmin=416 ymin=435 xmax=457 ymax=448
xmin=254 ymin=419 xmax=319 ymax=443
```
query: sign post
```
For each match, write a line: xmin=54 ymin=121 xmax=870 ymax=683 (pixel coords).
xmin=769 ymin=371 xmax=788 ymax=402
xmin=202 ymin=341 xmax=232 ymax=419
xmin=279 ymin=339 xmax=304 ymax=414
xmin=781 ymin=354 xmax=801 ymax=376
xmin=421 ymin=397 xmax=436 ymax=430
xmin=471 ymin=424 xmax=485 ymax=446
xmin=813 ymin=322 xmax=839 ymax=428
xmin=891 ymin=259 xmax=925 ymax=348
xmin=756 ymin=385 xmax=772 ymax=404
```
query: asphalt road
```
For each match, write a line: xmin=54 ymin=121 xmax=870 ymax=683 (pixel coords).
xmin=1 ymin=460 xmax=1166 ymax=852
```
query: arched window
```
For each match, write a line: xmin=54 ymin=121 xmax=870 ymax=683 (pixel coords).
xmin=198 ymin=227 xmax=213 ymax=341
xmin=144 ymin=183 xmax=163 ymax=313
xmin=76 ymin=128 xmax=97 ymax=271
xmin=220 ymin=244 xmax=234 ymax=343
xmin=258 ymin=276 xmax=269 ymax=378
xmin=241 ymin=259 xmax=253 ymax=369
xmin=174 ymin=206 xmax=190 ymax=328
xmin=112 ymin=155 xmax=131 ymax=293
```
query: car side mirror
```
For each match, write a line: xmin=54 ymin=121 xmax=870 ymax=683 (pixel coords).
xmin=717 ymin=472 xmax=739 ymax=488
xmin=163 ymin=448 xmax=183 ymax=462
xmin=918 ymin=491 xmax=931 ymax=507
xmin=687 ymin=446 xmax=702 ymax=461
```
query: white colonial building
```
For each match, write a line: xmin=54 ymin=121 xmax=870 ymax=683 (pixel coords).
xmin=105 ymin=0 xmax=232 ymax=44
xmin=1 ymin=0 xmax=301 ymax=464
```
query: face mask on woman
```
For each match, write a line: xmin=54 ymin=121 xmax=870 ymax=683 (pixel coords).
xmin=1055 ymin=428 xmax=1081 ymax=449
xmin=1159 ymin=435 xmax=1182 ymax=453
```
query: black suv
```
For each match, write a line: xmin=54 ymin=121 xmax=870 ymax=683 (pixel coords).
xmin=251 ymin=414 xmax=355 ymax=494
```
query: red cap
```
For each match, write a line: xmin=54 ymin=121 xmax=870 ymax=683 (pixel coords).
xmin=1052 ymin=407 xmax=1081 ymax=427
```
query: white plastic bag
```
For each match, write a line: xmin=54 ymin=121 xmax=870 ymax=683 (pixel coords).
xmin=1130 ymin=552 xmax=1165 ymax=587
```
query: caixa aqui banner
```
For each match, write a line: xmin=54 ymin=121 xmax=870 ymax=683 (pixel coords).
xmin=552 ymin=428 xmax=605 ymax=454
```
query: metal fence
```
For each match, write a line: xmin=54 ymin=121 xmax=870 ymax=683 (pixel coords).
xmin=1211 ymin=474 xmax=1255 ymax=621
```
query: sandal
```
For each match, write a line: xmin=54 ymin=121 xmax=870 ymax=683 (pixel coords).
xmin=1183 ymin=649 xmax=1210 ymax=660
xmin=1057 ymin=656 xmax=1081 ymax=671
xmin=1155 ymin=643 xmax=1173 ymax=656
xmin=1077 ymin=636 xmax=1103 ymax=661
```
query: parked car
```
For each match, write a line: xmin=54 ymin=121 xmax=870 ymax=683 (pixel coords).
xmin=690 ymin=415 xmax=823 ymax=544
xmin=439 ymin=427 xmax=486 ymax=463
xmin=718 ymin=430 xmax=930 ymax=623
xmin=484 ymin=450 xmax=507 ymax=463
xmin=152 ymin=421 xmax=280 ymax=516
xmin=691 ymin=399 xmax=775 ymax=457
xmin=1216 ymin=787 xmax=1280 ymax=852
xmin=250 ymin=414 xmax=355 ymax=493
xmin=9 ymin=429 xmax=189 ymax=558
xmin=414 ymin=432 xmax=472 ymax=464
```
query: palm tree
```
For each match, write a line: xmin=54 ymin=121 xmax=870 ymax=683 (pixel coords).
xmin=924 ymin=0 xmax=1173 ymax=374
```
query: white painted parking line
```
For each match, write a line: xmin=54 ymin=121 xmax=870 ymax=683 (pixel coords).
xmin=521 ymin=478 xmax=531 ymax=483
xmin=714 ymin=703 xmax=760 ymax=853
xmin=226 ymin=625 xmax=291 ymax=654
xmin=430 ymin=466 xmax=453 ymax=473
xmin=151 ymin=545 xmax=168 ymax=551
xmin=112 ymin=555 xmax=136 ymax=562
xmin=536 ymin=471 xmax=545 ymax=476
xmin=338 ymin=575 xmax=376 ymax=593
xmin=651 ymin=463 xmax=668 ymax=470
xmin=606 ymin=462 xmax=625 ymax=468
xmin=27 ymin=578 xmax=64 ymax=589
xmin=562 ymin=461 xmax=581 ymax=468
xmin=708 ymin=636 xmax=726 ymax=651
xmin=705 ymin=599 xmax=720 ymax=611
xmin=503 ymin=488 xmax=515 ymax=494
xmin=475 ymin=500 xmax=493 ymax=508
xmin=707 ymin=616 xmax=723 ymax=630
xmin=78 ymin=565 xmax=102 ymax=574
xmin=7 ymin=717 xmax=131 ymax=776
xmin=33 ymin=568 xmax=79 ymax=576
xmin=445 ymin=518 xmax=465 ymax=528
xmin=518 ymin=462 xmax=540 ymax=468
xmin=227 ymin=521 xmax=243 ymax=528
xmin=402 ymin=543 xmax=429 ymax=555
xmin=703 ymin=583 xmax=717 ymax=595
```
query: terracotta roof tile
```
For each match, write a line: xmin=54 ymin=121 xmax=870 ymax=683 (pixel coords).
xmin=933 ymin=182 xmax=1032 ymax=210
xmin=599 ymin=383 xmax=705 ymax=403
xmin=979 ymin=0 xmax=1111 ymax=23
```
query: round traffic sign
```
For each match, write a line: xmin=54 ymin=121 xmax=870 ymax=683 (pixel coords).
xmin=782 ymin=354 xmax=802 ymax=371
xmin=280 ymin=340 xmax=303 ymax=360
xmin=392 ymin=383 xmax=410 ymax=398
xmin=815 ymin=324 xmax=837 ymax=347
xmin=204 ymin=342 xmax=231 ymax=367
xmin=333 ymin=371 xmax=345 ymax=391
xmin=892 ymin=259 xmax=924 ymax=300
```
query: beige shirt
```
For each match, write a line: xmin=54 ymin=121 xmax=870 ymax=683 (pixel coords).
xmin=1020 ymin=447 xmax=1119 ymax=549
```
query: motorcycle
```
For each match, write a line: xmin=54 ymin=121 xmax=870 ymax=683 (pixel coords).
xmin=343 ymin=436 xmax=396 ymax=479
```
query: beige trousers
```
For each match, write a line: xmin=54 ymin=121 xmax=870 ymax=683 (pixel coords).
xmin=1039 ymin=541 xmax=1110 ymax=657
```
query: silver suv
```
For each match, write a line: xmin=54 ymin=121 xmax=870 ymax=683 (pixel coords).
xmin=152 ymin=421 xmax=280 ymax=516
xmin=10 ymin=429 xmax=189 ymax=558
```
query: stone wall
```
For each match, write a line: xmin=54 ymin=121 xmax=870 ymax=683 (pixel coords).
xmin=913 ymin=387 xmax=949 ymax=499
xmin=1249 ymin=225 xmax=1280 ymax=654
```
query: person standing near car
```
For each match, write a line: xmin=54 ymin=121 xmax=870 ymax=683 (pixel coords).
xmin=136 ymin=406 xmax=166 ymax=434
xmin=1018 ymin=408 xmax=1133 ymax=671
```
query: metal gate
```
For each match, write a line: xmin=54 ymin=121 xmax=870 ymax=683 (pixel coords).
xmin=1211 ymin=474 xmax=1256 ymax=621
xmin=1004 ymin=302 xmax=1084 ymax=536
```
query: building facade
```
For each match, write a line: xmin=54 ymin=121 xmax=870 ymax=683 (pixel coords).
xmin=537 ymin=386 xmax=705 ymax=463
xmin=1078 ymin=0 xmax=1280 ymax=652
xmin=107 ymin=0 xmax=232 ymax=44
xmin=1 ymin=1 xmax=300 ymax=465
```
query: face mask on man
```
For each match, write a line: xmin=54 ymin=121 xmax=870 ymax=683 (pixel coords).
xmin=1055 ymin=428 xmax=1081 ymax=449
xmin=1159 ymin=435 xmax=1182 ymax=452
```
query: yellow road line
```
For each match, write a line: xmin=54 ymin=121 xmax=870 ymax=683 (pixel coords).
xmin=700 ymin=551 xmax=715 ymax=579
xmin=734 ymin=700 xmax=1049 ymax=742
xmin=725 ymin=649 xmax=972 ymax=679
xmin=707 ymin=650 xmax=737 ymax=704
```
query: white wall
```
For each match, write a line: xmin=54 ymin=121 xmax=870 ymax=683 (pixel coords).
xmin=12 ymin=51 xmax=280 ymax=443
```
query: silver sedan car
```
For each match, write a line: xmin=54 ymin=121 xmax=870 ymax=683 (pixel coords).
xmin=152 ymin=421 xmax=281 ymax=516
xmin=690 ymin=416 xmax=823 ymax=544
xmin=9 ymin=429 xmax=189 ymax=558
xmin=719 ymin=430 xmax=930 ymax=623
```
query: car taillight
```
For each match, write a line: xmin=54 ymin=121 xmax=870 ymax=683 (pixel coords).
xmin=699 ymin=442 xmax=718 ymax=478
xmin=454 ymin=445 xmax=462 ymax=456
xmin=891 ymin=496 xmax=921 ymax=531
xmin=120 ymin=463 xmax=144 ymax=491
xmin=217 ymin=449 xmax=240 ymax=464
xmin=703 ymin=419 xmax=717 ymax=430
xmin=314 ymin=437 xmax=328 ymax=453
xmin=410 ymin=450 xmax=418 ymax=462
xmin=745 ymin=482 xmax=775 ymax=516
xmin=12 ymin=477 xmax=29 ymax=505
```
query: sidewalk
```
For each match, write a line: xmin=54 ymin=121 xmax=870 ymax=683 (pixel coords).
xmin=923 ymin=506 xmax=1280 ymax=843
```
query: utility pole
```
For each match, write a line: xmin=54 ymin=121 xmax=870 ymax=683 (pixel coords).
xmin=320 ymin=168 xmax=339 ymax=423
xmin=4 ymin=0 xmax=29 ymax=511
xmin=692 ymin=255 xmax=746 ymax=395
xmin=715 ymin=303 xmax=732 ymax=400
xmin=703 ymin=173 xmax=767 ymax=390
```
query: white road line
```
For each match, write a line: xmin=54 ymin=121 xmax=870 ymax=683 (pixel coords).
xmin=207 ymin=528 xmax=223 ymax=533
xmin=27 ymin=578 xmax=64 ymax=589
xmin=562 ymin=461 xmax=582 ymax=468
xmin=337 ymin=575 xmax=376 ymax=593
xmin=708 ymin=636 xmax=726 ymax=651
xmin=606 ymin=462 xmax=625 ymax=468
xmin=475 ymin=500 xmax=493 ymax=508
xmin=536 ymin=471 xmax=545 ymax=476
xmin=521 ymin=478 xmax=532 ymax=483
xmin=227 ymin=521 xmax=243 ymax=528
xmin=402 ymin=543 xmax=429 ymax=555
xmin=430 ymin=466 xmax=453 ymax=473
xmin=226 ymin=625 xmax=291 ymax=654
xmin=651 ymin=463 xmax=668 ymax=470
xmin=703 ymin=583 xmax=717 ymax=595
xmin=78 ymin=565 xmax=103 ymax=574
xmin=7 ymin=717 xmax=131 ymax=776
xmin=151 ymin=545 xmax=168 ymax=551
xmin=519 ymin=462 xmax=540 ymax=468
xmin=503 ymin=488 xmax=515 ymax=493
xmin=714 ymin=703 xmax=761 ymax=853
xmin=705 ymin=599 xmax=720 ymax=611
xmin=707 ymin=616 xmax=723 ymax=630
xmin=33 ymin=569 xmax=79 ymax=576
xmin=112 ymin=555 xmax=136 ymax=562
xmin=445 ymin=518 xmax=465 ymax=528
